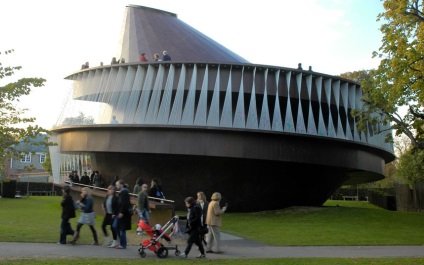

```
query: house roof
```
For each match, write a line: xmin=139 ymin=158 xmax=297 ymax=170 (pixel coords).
xmin=14 ymin=134 xmax=49 ymax=153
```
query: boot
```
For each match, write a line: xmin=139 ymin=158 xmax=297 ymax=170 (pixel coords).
xmin=109 ymin=240 xmax=119 ymax=248
xmin=103 ymin=236 xmax=112 ymax=246
xmin=92 ymin=230 xmax=99 ymax=245
xmin=69 ymin=231 xmax=79 ymax=245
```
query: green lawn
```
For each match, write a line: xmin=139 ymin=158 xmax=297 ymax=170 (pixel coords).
xmin=222 ymin=200 xmax=424 ymax=246
xmin=1 ymin=197 xmax=424 ymax=264
xmin=1 ymin=197 xmax=424 ymax=246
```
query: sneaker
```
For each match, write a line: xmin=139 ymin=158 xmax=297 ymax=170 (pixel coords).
xmin=196 ymin=254 xmax=206 ymax=258
xmin=115 ymin=245 xmax=126 ymax=249
xmin=179 ymin=253 xmax=187 ymax=258
xmin=109 ymin=240 xmax=119 ymax=248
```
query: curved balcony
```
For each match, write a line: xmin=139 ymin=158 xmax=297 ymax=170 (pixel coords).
xmin=57 ymin=61 xmax=393 ymax=156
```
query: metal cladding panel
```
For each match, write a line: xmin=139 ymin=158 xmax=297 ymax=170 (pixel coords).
xmin=62 ymin=62 xmax=394 ymax=154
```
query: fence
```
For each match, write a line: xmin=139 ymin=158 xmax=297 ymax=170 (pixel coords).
xmin=15 ymin=182 xmax=58 ymax=196
xmin=394 ymin=183 xmax=424 ymax=212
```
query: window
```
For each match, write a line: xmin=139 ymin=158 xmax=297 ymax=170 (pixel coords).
xmin=21 ymin=154 xmax=31 ymax=163
xmin=40 ymin=154 xmax=46 ymax=163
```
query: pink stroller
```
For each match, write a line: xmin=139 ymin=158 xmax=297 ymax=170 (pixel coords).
xmin=137 ymin=216 xmax=181 ymax=258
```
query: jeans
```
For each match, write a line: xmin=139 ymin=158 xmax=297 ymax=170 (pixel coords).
xmin=138 ymin=208 xmax=149 ymax=224
xmin=102 ymin=213 xmax=117 ymax=240
xmin=59 ymin=218 xmax=74 ymax=244
xmin=112 ymin=216 xmax=127 ymax=248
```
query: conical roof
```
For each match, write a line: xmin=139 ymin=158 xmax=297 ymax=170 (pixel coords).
xmin=119 ymin=5 xmax=249 ymax=63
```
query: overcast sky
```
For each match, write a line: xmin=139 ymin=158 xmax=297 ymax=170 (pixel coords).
xmin=0 ymin=0 xmax=385 ymax=129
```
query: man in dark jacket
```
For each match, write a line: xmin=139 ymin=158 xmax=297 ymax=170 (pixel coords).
xmin=179 ymin=197 xmax=206 ymax=258
xmin=59 ymin=185 xmax=76 ymax=244
xmin=114 ymin=180 xmax=132 ymax=249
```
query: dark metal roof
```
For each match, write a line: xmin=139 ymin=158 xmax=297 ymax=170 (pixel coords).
xmin=119 ymin=5 xmax=249 ymax=63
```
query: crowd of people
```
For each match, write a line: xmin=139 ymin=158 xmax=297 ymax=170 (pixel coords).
xmin=80 ymin=50 xmax=172 ymax=70
xmin=140 ymin=50 xmax=172 ymax=62
xmin=60 ymin=175 xmax=227 ymax=258
xmin=68 ymin=171 xmax=104 ymax=187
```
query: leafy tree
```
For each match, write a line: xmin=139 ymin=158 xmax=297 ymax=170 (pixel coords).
xmin=396 ymin=147 xmax=424 ymax=184
xmin=61 ymin=112 xmax=94 ymax=126
xmin=42 ymin=151 xmax=52 ymax=175
xmin=0 ymin=50 xmax=51 ymax=175
xmin=354 ymin=0 xmax=424 ymax=149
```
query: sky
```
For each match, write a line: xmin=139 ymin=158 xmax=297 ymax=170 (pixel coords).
xmin=0 ymin=0 xmax=385 ymax=129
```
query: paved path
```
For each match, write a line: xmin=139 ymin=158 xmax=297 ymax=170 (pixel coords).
xmin=1 ymin=233 xmax=424 ymax=260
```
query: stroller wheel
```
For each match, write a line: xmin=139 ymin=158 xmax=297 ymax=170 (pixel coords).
xmin=175 ymin=249 xmax=181 ymax=256
xmin=139 ymin=250 xmax=146 ymax=258
xmin=156 ymin=247 xmax=168 ymax=259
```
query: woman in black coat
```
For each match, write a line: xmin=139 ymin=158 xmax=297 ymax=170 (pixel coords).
xmin=59 ymin=185 xmax=76 ymax=244
xmin=179 ymin=197 xmax=206 ymax=258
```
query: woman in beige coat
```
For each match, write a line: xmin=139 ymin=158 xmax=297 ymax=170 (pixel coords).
xmin=205 ymin=192 xmax=227 ymax=253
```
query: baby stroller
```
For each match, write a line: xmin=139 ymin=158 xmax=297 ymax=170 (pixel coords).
xmin=138 ymin=216 xmax=181 ymax=258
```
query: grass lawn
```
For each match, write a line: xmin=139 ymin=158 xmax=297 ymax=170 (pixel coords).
xmin=222 ymin=200 xmax=424 ymax=246
xmin=1 ymin=197 xmax=424 ymax=246
xmin=1 ymin=197 xmax=424 ymax=264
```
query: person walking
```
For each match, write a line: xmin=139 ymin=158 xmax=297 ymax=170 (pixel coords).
xmin=101 ymin=185 xmax=119 ymax=247
xmin=179 ymin=197 xmax=206 ymax=258
xmin=69 ymin=187 xmax=99 ymax=245
xmin=113 ymin=180 xmax=132 ymax=249
xmin=205 ymin=192 xmax=227 ymax=254
xmin=59 ymin=185 xmax=76 ymax=244
xmin=137 ymin=183 xmax=150 ymax=224
xmin=197 ymin=191 xmax=209 ymax=243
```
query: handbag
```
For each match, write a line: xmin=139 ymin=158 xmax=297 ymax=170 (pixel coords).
xmin=200 ymin=225 xmax=209 ymax=235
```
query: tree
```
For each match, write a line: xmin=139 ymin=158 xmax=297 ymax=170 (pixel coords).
xmin=42 ymin=151 xmax=52 ymax=175
xmin=61 ymin=112 xmax=94 ymax=126
xmin=0 ymin=50 xmax=51 ymax=175
xmin=355 ymin=0 xmax=424 ymax=149
xmin=396 ymin=147 xmax=424 ymax=184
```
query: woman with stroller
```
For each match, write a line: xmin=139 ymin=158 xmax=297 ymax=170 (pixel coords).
xmin=69 ymin=187 xmax=99 ymax=245
xmin=178 ymin=197 xmax=206 ymax=258
xmin=101 ymin=185 xmax=119 ymax=247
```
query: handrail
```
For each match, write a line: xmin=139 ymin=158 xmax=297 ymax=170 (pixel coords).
xmin=64 ymin=181 xmax=174 ymax=203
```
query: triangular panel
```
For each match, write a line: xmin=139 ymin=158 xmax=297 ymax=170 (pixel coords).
xmin=181 ymin=65 xmax=198 ymax=125
xmin=219 ymin=69 xmax=233 ymax=127
xmin=233 ymin=70 xmax=246 ymax=128
xmin=169 ymin=65 xmax=187 ymax=125
xmin=145 ymin=65 xmax=165 ymax=124
xmin=259 ymin=69 xmax=271 ymax=130
xmin=207 ymin=67 xmax=221 ymax=127
xmin=194 ymin=66 xmax=209 ymax=126
xmin=157 ymin=64 xmax=175 ymax=124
